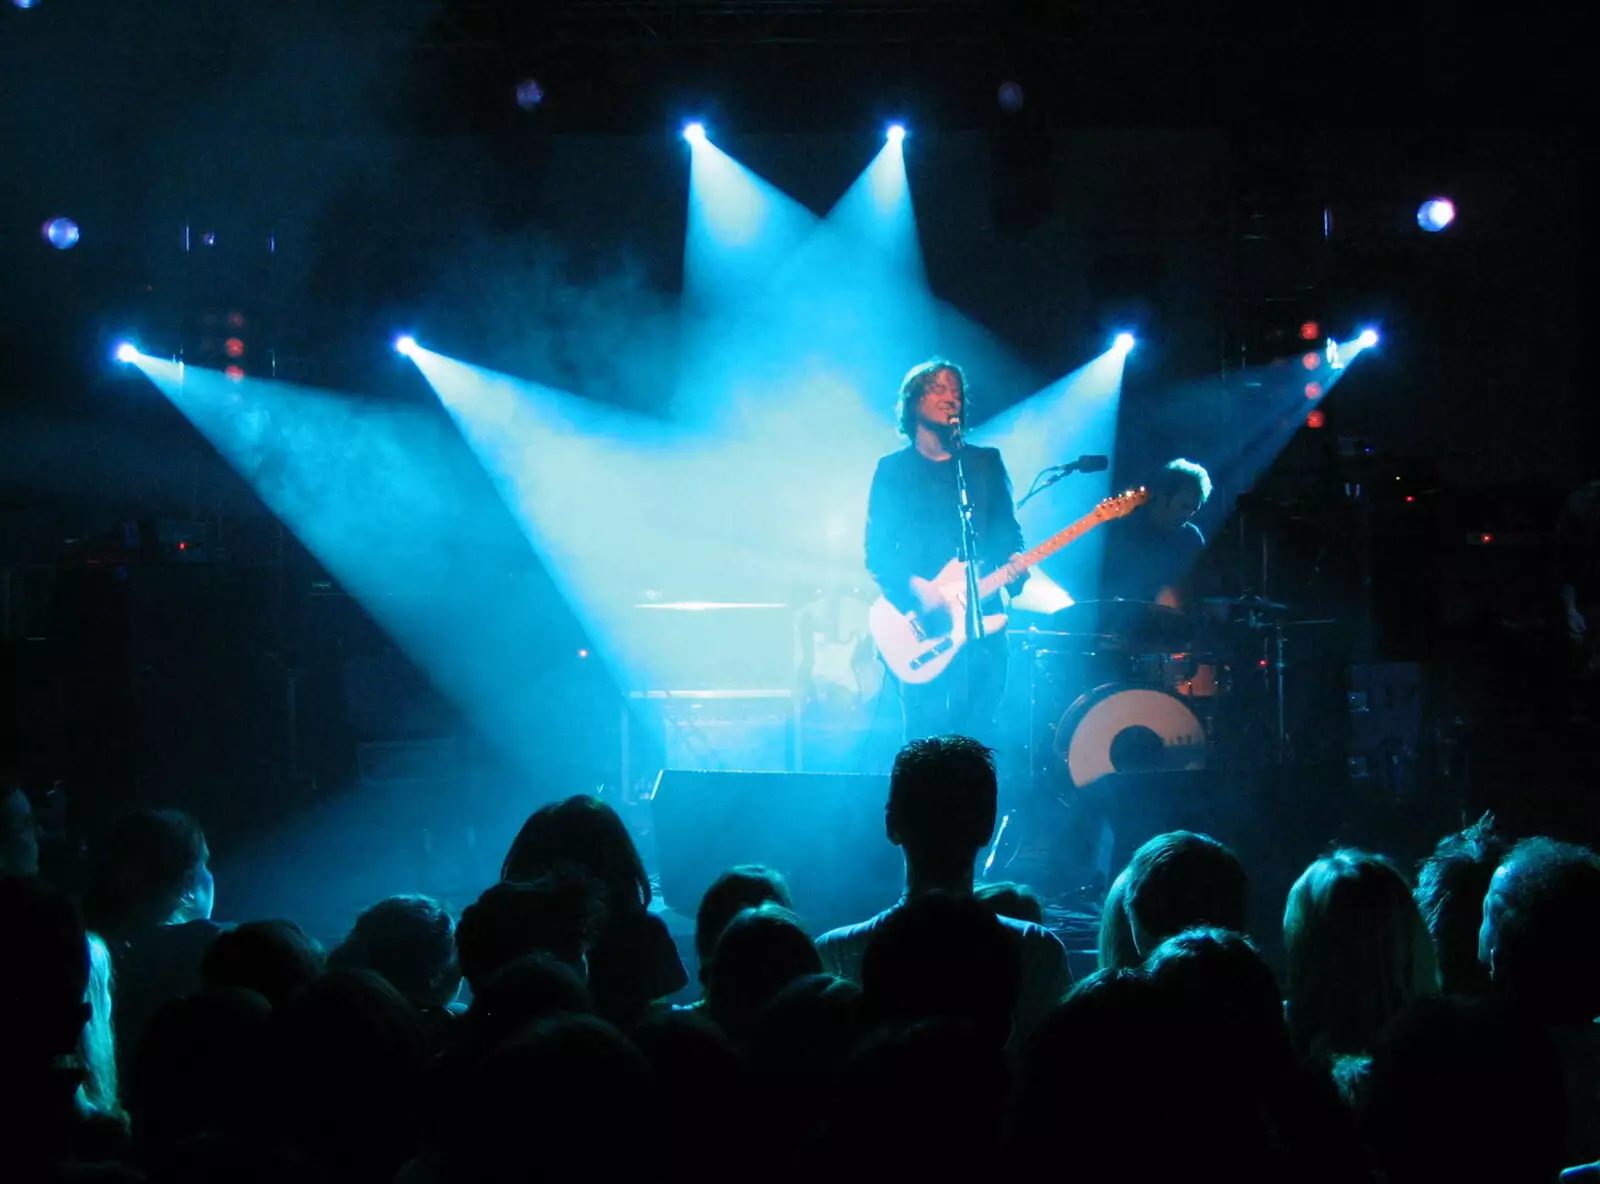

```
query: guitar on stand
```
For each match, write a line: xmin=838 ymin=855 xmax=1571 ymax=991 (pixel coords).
xmin=870 ymin=488 xmax=1149 ymax=684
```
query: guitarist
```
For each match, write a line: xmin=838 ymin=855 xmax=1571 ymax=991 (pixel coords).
xmin=865 ymin=358 xmax=1029 ymax=741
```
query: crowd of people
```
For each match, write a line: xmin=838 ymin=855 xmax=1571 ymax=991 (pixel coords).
xmin=3 ymin=737 xmax=1599 ymax=1182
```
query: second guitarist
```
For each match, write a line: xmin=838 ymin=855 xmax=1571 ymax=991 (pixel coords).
xmin=865 ymin=358 xmax=1029 ymax=742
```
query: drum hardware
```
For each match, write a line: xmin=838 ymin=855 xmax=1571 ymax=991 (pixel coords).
xmin=1045 ymin=600 xmax=1195 ymax=652
xmin=1022 ymin=598 xmax=1325 ymax=792
xmin=1053 ymin=684 xmax=1209 ymax=789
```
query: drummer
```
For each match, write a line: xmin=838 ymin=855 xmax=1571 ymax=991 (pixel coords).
xmin=1099 ymin=458 xmax=1219 ymax=614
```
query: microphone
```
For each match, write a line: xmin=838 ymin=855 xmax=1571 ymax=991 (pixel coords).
xmin=1047 ymin=454 xmax=1109 ymax=474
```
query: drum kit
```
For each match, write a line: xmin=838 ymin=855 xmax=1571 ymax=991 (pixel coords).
xmin=1014 ymin=595 xmax=1296 ymax=794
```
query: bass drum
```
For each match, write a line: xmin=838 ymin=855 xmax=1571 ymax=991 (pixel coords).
xmin=1053 ymin=684 xmax=1207 ymax=789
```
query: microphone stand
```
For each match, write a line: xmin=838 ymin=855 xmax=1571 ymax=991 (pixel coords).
xmin=951 ymin=424 xmax=987 ymax=723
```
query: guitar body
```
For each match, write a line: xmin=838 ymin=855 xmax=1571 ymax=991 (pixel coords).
xmin=866 ymin=487 xmax=1149 ymax=689
xmin=870 ymin=558 xmax=1009 ymax=685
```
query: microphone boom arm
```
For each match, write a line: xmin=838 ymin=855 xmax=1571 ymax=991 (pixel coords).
xmin=1016 ymin=455 xmax=1109 ymax=510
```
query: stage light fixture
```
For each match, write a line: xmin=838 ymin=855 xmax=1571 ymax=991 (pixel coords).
xmin=683 ymin=122 xmax=707 ymax=145
xmin=114 ymin=342 xmax=139 ymax=363
xmin=886 ymin=124 xmax=906 ymax=145
xmin=1417 ymin=198 xmax=1455 ymax=232
xmin=43 ymin=217 xmax=81 ymax=249
xmin=1299 ymin=320 xmax=1320 ymax=341
xmin=515 ymin=79 xmax=544 ymax=111
xmin=1357 ymin=328 xmax=1379 ymax=348
xmin=1112 ymin=332 xmax=1136 ymax=353
xmin=393 ymin=335 xmax=418 ymax=357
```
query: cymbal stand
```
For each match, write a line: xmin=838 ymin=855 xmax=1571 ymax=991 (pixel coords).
xmin=1272 ymin=621 xmax=1288 ymax=764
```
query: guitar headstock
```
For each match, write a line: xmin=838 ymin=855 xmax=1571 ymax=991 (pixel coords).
xmin=1095 ymin=487 xmax=1150 ymax=520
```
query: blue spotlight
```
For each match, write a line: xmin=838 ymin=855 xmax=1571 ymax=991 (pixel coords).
xmin=1112 ymin=332 xmax=1137 ymax=354
xmin=683 ymin=122 xmax=707 ymax=146
xmin=1417 ymin=197 xmax=1455 ymax=233
xmin=393 ymin=334 xmax=418 ymax=357
xmin=514 ymin=78 xmax=544 ymax=111
xmin=114 ymin=341 xmax=139 ymax=363
xmin=886 ymin=124 xmax=906 ymax=146
xmin=1357 ymin=328 xmax=1379 ymax=349
xmin=43 ymin=217 xmax=80 ymax=250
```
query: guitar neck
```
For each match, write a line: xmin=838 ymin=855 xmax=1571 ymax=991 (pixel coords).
xmin=973 ymin=508 xmax=1114 ymax=600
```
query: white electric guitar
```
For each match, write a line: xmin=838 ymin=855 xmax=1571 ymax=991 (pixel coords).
xmin=869 ymin=487 xmax=1148 ymax=685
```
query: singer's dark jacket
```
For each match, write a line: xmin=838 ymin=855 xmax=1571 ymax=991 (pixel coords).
xmin=865 ymin=443 xmax=1027 ymax=615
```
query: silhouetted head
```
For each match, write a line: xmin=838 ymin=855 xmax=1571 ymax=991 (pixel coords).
xmin=1415 ymin=812 xmax=1508 ymax=999
xmin=632 ymin=1009 xmax=751 ymax=1180
xmin=85 ymin=809 xmax=213 ymax=938
xmin=1479 ymin=836 xmax=1600 ymax=1024
xmin=202 ymin=919 xmax=325 ymax=1008
xmin=151 ymin=1131 xmax=328 ymax=1184
xmin=0 ymin=786 xmax=39 ymax=877
xmin=831 ymin=1020 xmax=1010 ymax=1179
xmin=974 ymin=880 xmax=1043 ymax=926
xmin=501 ymin=794 xmax=650 ymax=916
xmin=1020 ymin=961 xmax=1291 ymax=1179
xmin=1144 ymin=927 xmax=1293 ymax=1080
xmin=860 ymin=892 xmax=1021 ymax=1049
xmin=1096 ymin=867 xmax=1141 ymax=971
xmin=753 ymin=972 xmax=862 ymax=1084
xmin=704 ymin=904 xmax=821 ymax=1048
xmin=694 ymin=864 xmax=793 ymax=979
xmin=1284 ymin=850 xmax=1437 ymax=1057
xmin=456 ymin=873 xmax=603 ymax=994
xmin=0 ymin=874 xmax=89 ymax=1075
xmin=130 ymin=987 xmax=272 ymax=1170
xmin=750 ymin=974 xmax=864 ymax=1173
xmin=262 ymin=970 xmax=426 ymax=1184
xmin=328 ymin=894 xmax=459 ymax=1010
xmin=885 ymin=736 xmax=997 ymax=883
xmin=1364 ymin=997 xmax=1565 ymax=1184
xmin=1018 ymin=970 xmax=1176 ymax=1161
xmin=464 ymin=952 xmax=594 ymax=1056
xmin=444 ymin=1014 xmax=652 ymax=1182
xmin=1120 ymin=830 xmax=1249 ymax=958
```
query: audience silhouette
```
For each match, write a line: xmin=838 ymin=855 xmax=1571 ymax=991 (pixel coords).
xmin=10 ymin=732 xmax=1600 ymax=1181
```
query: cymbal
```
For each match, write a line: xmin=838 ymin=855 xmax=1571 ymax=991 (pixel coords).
xmin=1047 ymin=600 xmax=1194 ymax=647
xmin=1201 ymin=595 xmax=1287 ymax=612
